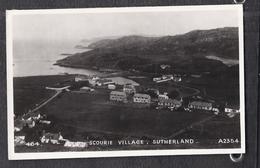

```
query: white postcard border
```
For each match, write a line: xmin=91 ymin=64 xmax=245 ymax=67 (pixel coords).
xmin=6 ymin=4 xmax=245 ymax=160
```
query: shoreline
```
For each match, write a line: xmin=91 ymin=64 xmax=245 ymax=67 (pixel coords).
xmin=54 ymin=62 xmax=122 ymax=73
xmin=54 ymin=62 xmax=98 ymax=70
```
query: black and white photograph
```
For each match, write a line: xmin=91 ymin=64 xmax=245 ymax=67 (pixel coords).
xmin=7 ymin=5 xmax=245 ymax=160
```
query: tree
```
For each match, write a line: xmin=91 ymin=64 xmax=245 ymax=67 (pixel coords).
xmin=24 ymin=125 xmax=41 ymax=142
xmin=168 ymin=90 xmax=180 ymax=99
xmin=146 ymin=90 xmax=158 ymax=99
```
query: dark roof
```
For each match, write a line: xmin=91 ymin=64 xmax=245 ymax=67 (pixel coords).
xmin=189 ymin=101 xmax=212 ymax=107
xmin=134 ymin=93 xmax=151 ymax=99
xmin=97 ymin=79 xmax=113 ymax=83
xmin=146 ymin=88 xmax=159 ymax=92
xmin=110 ymin=91 xmax=127 ymax=96
xmin=225 ymin=105 xmax=239 ymax=109
xmin=124 ymin=84 xmax=135 ymax=89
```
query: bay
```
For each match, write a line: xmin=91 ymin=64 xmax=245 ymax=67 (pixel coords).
xmin=13 ymin=40 xmax=98 ymax=77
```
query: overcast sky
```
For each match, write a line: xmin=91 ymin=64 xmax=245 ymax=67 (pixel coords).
xmin=12 ymin=8 xmax=239 ymax=42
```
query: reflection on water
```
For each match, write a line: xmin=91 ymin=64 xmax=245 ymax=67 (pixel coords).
xmin=13 ymin=40 xmax=98 ymax=77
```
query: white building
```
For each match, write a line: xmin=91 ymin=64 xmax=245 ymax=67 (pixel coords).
xmin=14 ymin=126 xmax=22 ymax=132
xmin=188 ymin=101 xmax=213 ymax=111
xmin=153 ymin=77 xmax=162 ymax=82
xmin=212 ymin=107 xmax=220 ymax=115
xmin=153 ymin=75 xmax=181 ymax=83
xmin=133 ymin=93 xmax=151 ymax=104
xmin=80 ymin=86 xmax=94 ymax=92
xmin=75 ymin=75 xmax=89 ymax=82
xmin=158 ymin=92 xmax=169 ymax=99
xmin=173 ymin=76 xmax=182 ymax=82
xmin=158 ymin=98 xmax=182 ymax=109
xmin=160 ymin=64 xmax=171 ymax=69
xmin=108 ymin=84 xmax=116 ymax=90
xmin=41 ymin=132 xmax=64 ymax=144
xmin=24 ymin=120 xmax=36 ymax=128
xmin=225 ymin=106 xmax=239 ymax=113
xmin=14 ymin=120 xmax=24 ymax=132
xmin=64 ymin=141 xmax=87 ymax=148
xmin=39 ymin=120 xmax=51 ymax=125
xmin=110 ymin=91 xmax=127 ymax=103
xmin=14 ymin=136 xmax=26 ymax=146
xmin=91 ymin=76 xmax=100 ymax=81
xmin=23 ymin=112 xmax=41 ymax=121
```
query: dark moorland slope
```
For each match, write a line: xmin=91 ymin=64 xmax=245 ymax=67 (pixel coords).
xmin=56 ymin=27 xmax=238 ymax=73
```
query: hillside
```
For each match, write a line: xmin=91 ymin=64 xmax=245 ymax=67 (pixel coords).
xmin=56 ymin=27 xmax=239 ymax=73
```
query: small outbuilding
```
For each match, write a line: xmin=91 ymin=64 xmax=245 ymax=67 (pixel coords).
xmin=41 ymin=131 xmax=64 ymax=144
xmin=225 ymin=105 xmax=239 ymax=113
xmin=80 ymin=86 xmax=94 ymax=92
xmin=108 ymin=84 xmax=116 ymax=90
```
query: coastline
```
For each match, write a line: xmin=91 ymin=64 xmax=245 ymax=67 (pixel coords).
xmin=53 ymin=62 xmax=131 ymax=79
xmin=54 ymin=62 xmax=122 ymax=73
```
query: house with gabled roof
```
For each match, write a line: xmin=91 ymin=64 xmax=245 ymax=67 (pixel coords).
xmin=188 ymin=101 xmax=212 ymax=111
xmin=123 ymin=83 xmax=136 ymax=94
xmin=75 ymin=74 xmax=89 ymax=82
xmin=158 ymin=98 xmax=182 ymax=109
xmin=23 ymin=111 xmax=41 ymax=121
xmin=41 ymin=131 xmax=64 ymax=144
xmin=110 ymin=91 xmax=127 ymax=103
xmin=133 ymin=93 xmax=151 ymax=104
xmin=225 ymin=105 xmax=239 ymax=113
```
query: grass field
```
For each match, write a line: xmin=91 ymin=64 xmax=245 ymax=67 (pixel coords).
xmin=43 ymin=91 xmax=212 ymax=138
xmin=14 ymin=75 xmax=76 ymax=115
xmin=14 ymin=75 xmax=241 ymax=152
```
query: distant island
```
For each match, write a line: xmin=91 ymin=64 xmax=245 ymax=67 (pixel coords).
xmin=55 ymin=27 xmax=239 ymax=74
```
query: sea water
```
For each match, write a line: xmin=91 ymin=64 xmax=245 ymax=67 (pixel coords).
xmin=13 ymin=40 xmax=98 ymax=77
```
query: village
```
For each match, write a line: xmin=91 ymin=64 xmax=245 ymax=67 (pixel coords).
xmin=14 ymin=71 xmax=240 ymax=149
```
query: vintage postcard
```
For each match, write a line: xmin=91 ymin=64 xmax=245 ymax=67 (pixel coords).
xmin=7 ymin=5 xmax=245 ymax=160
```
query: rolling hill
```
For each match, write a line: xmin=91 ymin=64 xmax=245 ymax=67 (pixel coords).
xmin=55 ymin=27 xmax=239 ymax=74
